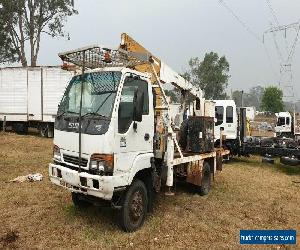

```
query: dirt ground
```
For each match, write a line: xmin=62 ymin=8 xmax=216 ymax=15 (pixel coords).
xmin=1 ymin=132 xmax=300 ymax=249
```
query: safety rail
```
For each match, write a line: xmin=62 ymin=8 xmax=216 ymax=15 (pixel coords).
xmin=58 ymin=45 xmax=151 ymax=69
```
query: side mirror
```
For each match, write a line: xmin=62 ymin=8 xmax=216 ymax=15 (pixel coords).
xmin=133 ymin=87 xmax=144 ymax=122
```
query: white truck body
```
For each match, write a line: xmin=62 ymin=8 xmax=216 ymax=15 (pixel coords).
xmin=275 ymin=112 xmax=292 ymax=134
xmin=214 ymin=100 xmax=238 ymax=141
xmin=0 ymin=66 xmax=74 ymax=123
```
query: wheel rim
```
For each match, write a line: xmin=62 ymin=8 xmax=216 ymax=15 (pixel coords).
xmin=129 ymin=190 xmax=144 ymax=223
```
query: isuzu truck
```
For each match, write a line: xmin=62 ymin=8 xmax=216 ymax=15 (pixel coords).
xmin=49 ymin=34 xmax=229 ymax=231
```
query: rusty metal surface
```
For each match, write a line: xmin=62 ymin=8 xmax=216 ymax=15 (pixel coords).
xmin=186 ymin=160 xmax=204 ymax=186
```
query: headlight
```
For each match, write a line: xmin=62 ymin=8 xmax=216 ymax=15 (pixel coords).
xmin=53 ymin=145 xmax=61 ymax=161
xmin=89 ymin=154 xmax=114 ymax=176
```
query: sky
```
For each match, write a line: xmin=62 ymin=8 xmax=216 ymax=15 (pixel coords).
xmin=35 ymin=0 xmax=300 ymax=101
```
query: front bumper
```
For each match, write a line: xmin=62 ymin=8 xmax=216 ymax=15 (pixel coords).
xmin=49 ymin=163 xmax=127 ymax=200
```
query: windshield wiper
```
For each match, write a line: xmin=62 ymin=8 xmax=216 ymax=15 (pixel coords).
xmin=81 ymin=112 xmax=108 ymax=119
xmin=57 ymin=110 xmax=79 ymax=118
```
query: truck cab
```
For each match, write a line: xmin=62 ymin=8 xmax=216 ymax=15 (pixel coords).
xmin=214 ymin=100 xmax=238 ymax=142
xmin=50 ymin=67 xmax=154 ymax=198
xmin=275 ymin=112 xmax=292 ymax=136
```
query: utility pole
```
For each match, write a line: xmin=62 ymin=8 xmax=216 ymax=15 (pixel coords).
xmin=241 ymin=90 xmax=244 ymax=107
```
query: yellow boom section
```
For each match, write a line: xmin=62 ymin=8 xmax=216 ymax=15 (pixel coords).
xmin=120 ymin=33 xmax=167 ymax=108
xmin=120 ymin=33 xmax=161 ymax=84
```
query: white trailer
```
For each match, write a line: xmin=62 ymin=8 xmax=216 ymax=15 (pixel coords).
xmin=0 ymin=66 xmax=74 ymax=137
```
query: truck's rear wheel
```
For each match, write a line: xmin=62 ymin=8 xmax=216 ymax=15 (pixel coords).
xmin=47 ymin=124 xmax=54 ymax=138
xmin=13 ymin=122 xmax=28 ymax=134
xmin=198 ymin=162 xmax=211 ymax=196
xmin=119 ymin=180 xmax=148 ymax=232
xmin=280 ymin=156 xmax=300 ymax=166
xmin=40 ymin=124 xmax=48 ymax=137
xmin=40 ymin=123 xmax=54 ymax=138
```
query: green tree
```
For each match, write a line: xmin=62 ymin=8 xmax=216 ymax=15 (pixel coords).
xmin=232 ymin=86 xmax=265 ymax=109
xmin=183 ymin=52 xmax=230 ymax=99
xmin=0 ymin=0 xmax=77 ymax=66
xmin=261 ymin=86 xmax=284 ymax=113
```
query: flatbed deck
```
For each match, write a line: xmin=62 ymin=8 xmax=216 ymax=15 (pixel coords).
xmin=172 ymin=148 xmax=230 ymax=165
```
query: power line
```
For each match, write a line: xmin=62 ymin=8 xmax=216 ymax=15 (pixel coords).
xmin=266 ymin=0 xmax=280 ymax=27
xmin=217 ymin=0 xmax=277 ymax=77
xmin=218 ymin=0 xmax=262 ymax=43
xmin=269 ymin=22 xmax=284 ymax=63
xmin=265 ymin=0 xmax=289 ymax=55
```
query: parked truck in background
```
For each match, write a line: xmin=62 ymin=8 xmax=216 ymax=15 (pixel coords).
xmin=0 ymin=66 xmax=74 ymax=137
xmin=48 ymin=33 xmax=229 ymax=232
xmin=275 ymin=111 xmax=300 ymax=140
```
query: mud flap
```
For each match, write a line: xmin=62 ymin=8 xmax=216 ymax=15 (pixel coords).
xmin=186 ymin=160 xmax=204 ymax=186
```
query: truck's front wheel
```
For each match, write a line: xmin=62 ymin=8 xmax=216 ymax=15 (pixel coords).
xmin=119 ymin=180 xmax=148 ymax=232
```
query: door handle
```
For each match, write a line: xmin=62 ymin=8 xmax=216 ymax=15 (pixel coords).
xmin=144 ymin=133 xmax=150 ymax=141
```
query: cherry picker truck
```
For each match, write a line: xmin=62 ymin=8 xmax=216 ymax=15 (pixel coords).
xmin=49 ymin=33 xmax=229 ymax=232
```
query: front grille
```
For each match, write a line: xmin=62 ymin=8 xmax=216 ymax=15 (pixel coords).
xmin=63 ymin=154 xmax=88 ymax=168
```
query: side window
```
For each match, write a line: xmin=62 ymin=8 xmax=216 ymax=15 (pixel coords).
xmin=286 ymin=117 xmax=290 ymax=125
xmin=226 ymin=106 xmax=233 ymax=123
xmin=118 ymin=77 xmax=149 ymax=133
xmin=215 ymin=106 xmax=224 ymax=126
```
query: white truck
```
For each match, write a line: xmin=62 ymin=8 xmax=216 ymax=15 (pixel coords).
xmin=275 ymin=111 xmax=300 ymax=140
xmin=213 ymin=100 xmax=240 ymax=155
xmin=0 ymin=66 xmax=74 ymax=137
xmin=48 ymin=34 xmax=229 ymax=232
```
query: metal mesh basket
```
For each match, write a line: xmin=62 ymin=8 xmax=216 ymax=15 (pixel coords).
xmin=59 ymin=45 xmax=149 ymax=69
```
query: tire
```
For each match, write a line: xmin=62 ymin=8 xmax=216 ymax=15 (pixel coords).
xmin=47 ymin=124 xmax=54 ymax=138
xmin=71 ymin=192 xmax=91 ymax=209
xmin=13 ymin=122 xmax=28 ymax=134
xmin=198 ymin=162 xmax=211 ymax=196
xmin=262 ymin=157 xmax=275 ymax=164
xmin=40 ymin=124 xmax=48 ymax=138
xmin=280 ymin=156 xmax=300 ymax=167
xmin=119 ymin=180 xmax=148 ymax=232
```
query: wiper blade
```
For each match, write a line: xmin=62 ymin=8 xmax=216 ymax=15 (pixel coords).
xmin=81 ymin=112 xmax=108 ymax=118
xmin=57 ymin=110 xmax=79 ymax=118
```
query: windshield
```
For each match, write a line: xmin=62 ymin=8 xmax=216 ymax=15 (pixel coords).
xmin=277 ymin=117 xmax=286 ymax=126
xmin=215 ymin=106 xmax=224 ymax=126
xmin=58 ymin=71 xmax=122 ymax=118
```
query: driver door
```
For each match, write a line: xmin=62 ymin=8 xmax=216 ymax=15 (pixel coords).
xmin=115 ymin=76 xmax=154 ymax=154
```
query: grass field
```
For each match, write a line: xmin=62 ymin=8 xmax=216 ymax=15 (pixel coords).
xmin=1 ymin=132 xmax=300 ymax=249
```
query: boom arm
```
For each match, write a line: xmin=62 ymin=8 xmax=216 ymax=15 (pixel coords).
xmin=120 ymin=33 xmax=203 ymax=99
